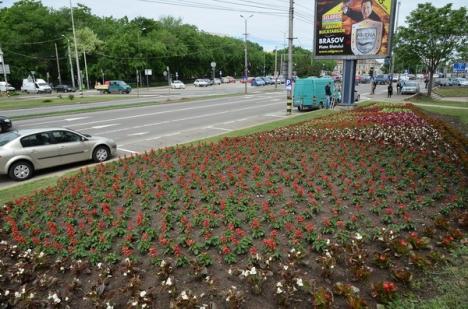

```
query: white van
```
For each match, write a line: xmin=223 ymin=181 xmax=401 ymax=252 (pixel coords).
xmin=21 ymin=78 xmax=52 ymax=94
xmin=0 ymin=81 xmax=15 ymax=92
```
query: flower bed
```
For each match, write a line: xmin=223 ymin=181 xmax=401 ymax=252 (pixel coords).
xmin=0 ymin=103 xmax=466 ymax=308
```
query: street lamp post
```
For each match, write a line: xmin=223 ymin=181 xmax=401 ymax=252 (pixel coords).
xmin=54 ymin=43 xmax=62 ymax=85
xmin=240 ymin=14 xmax=253 ymax=95
xmin=69 ymin=0 xmax=82 ymax=95
xmin=211 ymin=61 xmax=216 ymax=83
xmin=62 ymin=36 xmax=75 ymax=88
xmin=390 ymin=1 xmax=401 ymax=77
xmin=0 ymin=48 xmax=7 ymax=84
xmin=136 ymin=27 xmax=147 ymax=89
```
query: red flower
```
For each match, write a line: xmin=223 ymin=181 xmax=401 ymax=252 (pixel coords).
xmin=136 ymin=211 xmax=144 ymax=226
xmin=121 ymin=246 xmax=133 ymax=257
xmin=249 ymin=247 xmax=257 ymax=255
xmin=385 ymin=208 xmax=394 ymax=215
xmin=383 ymin=281 xmax=397 ymax=293
xmin=47 ymin=221 xmax=58 ymax=235
xmin=336 ymin=220 xmax=345 ymax=229
xmin=251 ymin=218 xmax=261 ymax=229
xmin=263 ymin=238 xmax=277 ymax=251
xmin=149 ymin=246 xmax=158 ymax=257
xmin=222 ymin=246 xmax=231 ymax=255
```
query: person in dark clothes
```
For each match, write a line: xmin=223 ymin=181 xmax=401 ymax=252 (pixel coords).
xmin=371 ymin=80 xmax=377 ymax=95
xmin=325 ymin=82 xmax=332 ymax=109
xmin=342 ymin=0 xmax=382 ymax=23
xmin=396 ymin=79 xmax=402 ymax=95
xmin=387 ymin=83 xmax=393 ymax=98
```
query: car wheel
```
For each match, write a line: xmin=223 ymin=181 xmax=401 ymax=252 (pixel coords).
xmin=9 ymin=161 xmax=34 ymax=181
xmin=93 ymin=145 xmax=110 ymax=163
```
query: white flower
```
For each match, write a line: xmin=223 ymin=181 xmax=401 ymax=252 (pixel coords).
xmin=4 ymin=290 xmax=9 ymax=296
xmin=97 ymin=263 xmax=103 ymax=269
xmin=131 ymin=301 xmax=138 ymax=306
xmin=250 ymin=267 xmax=257 ymax=275
xmin=228 ymin=268 xmax=232 ymax=275
xmin=276 ymin=287 xmax=283 ymax=294
xmin=165 ymin=277 xmax=173 ymax=286
xmin=181 ymin=290 xmax=188 ymax=300
xmin=296 ymin=278 xmax=303 ymax=287
xmin=355 ymin=233 xmax=362 ymax=240
xmin=106 ymin=302 xmax=114 ymax=309
xmin=14 ymin=291 xmax=22 ymax=298
xmin=48 ymin=293 xmax=61 ymax=304
xmin=283 ymin=265 xmax=288 ymax=271
xmin=276 ymin=282 xmax=283 ymax=287
xmin=28 ymin=293 xmax=35 ymax=299
xmin=38 ymin=252 xmax=45 ymax=258
xmin=139 ymin=291 xmax=147 ymax=298
xmin=160 ymin=260 xmax=166 ymax=268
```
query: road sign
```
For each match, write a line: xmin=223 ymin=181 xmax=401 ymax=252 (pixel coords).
xmin=453 ymin=63 xmax=466 ymax=73
xmin=145 ymin=69 xmax=152 ymax=76
xmin=0 ymin=65 xmax=10 ymax=74
xmin=211 ymin=61 xmax=216 ymax=68
xmin=285 ymin=78 xmax=293 ymax=90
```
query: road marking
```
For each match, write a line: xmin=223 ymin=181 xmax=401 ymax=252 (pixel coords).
xmin=265 ymin=114 xmax=288 ymax=118
xmin=128 ymin=132 xmax=149 ymax=136
xmin=206 ymin=126 xmax=232 ymax=132
xmin=117 ymin=147 xmax=139 ymax=154
xmin=142 ymin=132 xmax=181 ymax=142
xmin=65 ymin=117 xmax=89 ymax=121
xmin=95 ymin=102 xmax=279 ymax=135
xmin=92 ymin=124 xmax=119 ymax=129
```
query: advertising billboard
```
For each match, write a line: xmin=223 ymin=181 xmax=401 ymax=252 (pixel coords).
xmin=314 ymin=0 xmax=396 ymax=59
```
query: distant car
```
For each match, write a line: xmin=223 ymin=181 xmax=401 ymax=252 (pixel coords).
xmin=171 ymin=80 xmax=186 ymax=89
xmin=213 ymin=78 xmax=221 ymax=85
xmin=0 ymin=116 xmax=13 ymax=133
xmin=261 ymin=76 xmax=274 ymax=85
xmin=374 ymin=75 xmax=389 ymax=85
xmin=0 ymin=128 xmax=117 ymax=181
xmin=360 ymin=75 xmax=371 ymax=84
xmin=454 ymin=78 xmax=468 ymax=86
xmin=0 ymin=82 xmax=15 ymax=92
xmin=194 ymin=79 xmax=209 ymax=87
xmin=222 ymin=76 xmax=236 ymax=83
xmin=204 ymin=79 xmax=213 ymax=86
xmin=401 ymin=81 xmax=420 ymax=95
xmin=55 ymin=84 xmax=76 ymax=93
xmin=251 ymin=77 xmax=266 ymax=86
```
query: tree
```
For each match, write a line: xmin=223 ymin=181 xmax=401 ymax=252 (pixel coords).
xmin=396 ymin=3 xmax=467 ymax=96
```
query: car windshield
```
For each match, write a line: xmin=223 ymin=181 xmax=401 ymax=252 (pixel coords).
xmin=0 ymin=132 xmax=19 ymax=146
xmin=117 ymin=81 xmax=128 ymax=86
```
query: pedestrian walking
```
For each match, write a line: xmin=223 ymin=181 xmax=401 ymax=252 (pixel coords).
xmin=396 ymin=79 xmax=402 ymax=95
xmin=424 ymin=76 xmax=429 ymax=89
xmin=371 ymin=80 xmax=377 ymax=95
xmin=387 ymin=83 xmax=393 ymax=98
xmin=325 ymin=82 xmax=332 ymax=109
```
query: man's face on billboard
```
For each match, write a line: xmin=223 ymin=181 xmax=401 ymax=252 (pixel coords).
xmin=361 ymin=1 xmax=372 ymax=19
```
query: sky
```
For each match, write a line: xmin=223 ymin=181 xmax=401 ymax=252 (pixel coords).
xmin=5 ymin=0 xmax=467 ymax=51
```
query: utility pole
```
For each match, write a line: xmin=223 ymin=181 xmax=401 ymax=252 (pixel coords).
xmin=62 ymin=35 xmax=75 ymax=88
xmin=240 ymin=14 xmax=253 ymax=95
xmin=390 ymin=1 xmax=401 ymax=77
xmin=83 ymin=51 xmax=90 ymax=89
xmin=70 ymin=0 xmax=82 ymax=95
xmin=0 ymin=47 xmax=7 ymax=84
xmin=54 ymin=43 xmax=62 ymax=85
xmin=286 ymin=0 xmax=294 ymax=114
xmin=274 ymin=48 xmax=278 ymax=88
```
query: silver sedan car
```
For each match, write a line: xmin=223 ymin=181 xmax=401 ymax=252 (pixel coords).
xmin=0 ymin=128 xmax=117 ymax=181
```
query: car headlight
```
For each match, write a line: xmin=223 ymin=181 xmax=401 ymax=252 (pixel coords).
xmin=4 ymin=119 xmax=10 ymax=123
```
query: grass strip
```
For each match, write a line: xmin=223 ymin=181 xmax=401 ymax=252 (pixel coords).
xmin=389 ymin=246 xmax=468 ymax=309
xmin=10 ymin=93 xmax=246 ymax=121
xmin=0 ymin=95 xmax=127 ymax=110
xmin=433 ymin=86 xmax=468 ymax=97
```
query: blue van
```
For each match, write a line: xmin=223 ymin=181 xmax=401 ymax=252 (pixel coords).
xmin=293 ymin=77 xmax=338 ymax=111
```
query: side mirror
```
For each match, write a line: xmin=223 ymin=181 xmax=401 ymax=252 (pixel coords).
xmin=81 ymin=136 xmax=87 ymax=142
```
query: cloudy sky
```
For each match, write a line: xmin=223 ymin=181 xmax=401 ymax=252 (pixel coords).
xmin=5 ymin=0 xmax=467 ymax=50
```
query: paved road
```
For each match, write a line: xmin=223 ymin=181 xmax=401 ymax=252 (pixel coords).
xmin=2 ymin=83 xmax=277 ymax=118
xmin=0 ymin=90 xmax=292 ymax=187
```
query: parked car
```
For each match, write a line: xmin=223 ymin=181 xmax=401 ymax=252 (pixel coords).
xmin=95 ymin=80 xmax=131 ymax=94
xmin=21 ymin=78 xmax=52 ymax=94
xmin=205 ymin=79 xmax=213 ymax=86
xmin=222 ymin=76 xmax=236 ymax=83
xmin=171 ymin=80 xmax=186 ymax=89
xmin=0 ymin=116 xmax=13 ymax=133
xmin=435 ymin=78 xmax=457 ymax=87
xmin=193 ymin=79 xmax=209 ymax=87
xmin=55 ymin=84 xmax=76 ymax=93
xmin=251 ymin=77 xmax=266 ymax=87
xmin=261 ymin=76 xmax=274 ymax=85
xmin=360 ymin=74 xmax=371 ymax=84
xmin=0 ymin=81 xmax=15 ymax=92
xmin=453 ymin=78 xmax=468 ymax=86
xmin=0 ymin=128 xmax=117 ymax=181
xmin=374 ymin=75 xmax=388 ymax=85
xmin=240 ymin=77 xmax=254 ymax=84
xmin=213 ymin=78 xmax=222 ymax=85
xmin=401 ymin=81 xmax=420 ymax=94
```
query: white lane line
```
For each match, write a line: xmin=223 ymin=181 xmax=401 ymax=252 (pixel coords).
xmin=91 ymin=102 xmax=279 ymax=135
xmin=265 ymin=114 xmax=288 ymax=118
xmin=92 ymin=124 xmax=119 ymax=129
xmin=118 ymin=147 xmax=139 ymax=154
xmin=65 ymin=117 xmax=89 ymax=121
xmin=142 ymin=132 xmax=181 ymax=142
xmin=206 ymin=126 xmax=232 ymax=132
xmin=128 ymin=132 xmax=149 ymax=136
